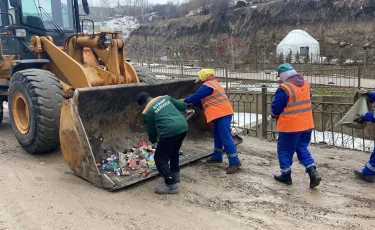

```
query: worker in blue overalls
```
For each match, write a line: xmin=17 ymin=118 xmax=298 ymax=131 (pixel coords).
xmin=353 ymin=91 xmax=375 ymax=183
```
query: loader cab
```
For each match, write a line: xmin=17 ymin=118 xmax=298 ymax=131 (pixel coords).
xmin=0 ymin=0 xmax=89 ymax=58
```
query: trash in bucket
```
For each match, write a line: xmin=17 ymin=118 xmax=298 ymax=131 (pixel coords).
xmin=97 ymin=140 xmax=158 ymax=177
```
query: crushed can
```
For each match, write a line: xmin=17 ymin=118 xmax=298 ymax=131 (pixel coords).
xmin=143 ymin=170 xmax=150 ymax=177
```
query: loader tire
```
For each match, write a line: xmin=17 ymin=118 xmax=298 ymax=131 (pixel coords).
xmin=133 ymin=65 xmax=158 ymax=84
xmin=0 ymin=98 xmax=3 ymax=125
xmin=8 ymin=69 xmax=64 ymax=154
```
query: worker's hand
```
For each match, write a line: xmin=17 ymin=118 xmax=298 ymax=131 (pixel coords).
xmin=353 ymin=114 xmax=366 ymax=124
xmin=357 ymin=88 xmax=369 ymax=96
xmin=187 ymin=103 xmax=193 ymax=107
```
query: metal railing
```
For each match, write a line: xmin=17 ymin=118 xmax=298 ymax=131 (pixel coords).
xmin=138 ymin=61 xmax=363 ymax=91
xmin=230 ymin=87 xmax=374 ymax=152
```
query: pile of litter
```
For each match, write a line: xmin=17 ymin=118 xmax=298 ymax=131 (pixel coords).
xmin=96 ymin=140 xmax=184 ymax=177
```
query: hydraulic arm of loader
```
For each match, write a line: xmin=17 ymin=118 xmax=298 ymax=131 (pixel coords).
xmin=29 ymin=32 xmax=139 ymax=94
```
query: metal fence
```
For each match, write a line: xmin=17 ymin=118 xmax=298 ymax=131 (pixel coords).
xmin=137 ymin=62 xmax=364 ymax=91
xmin=229 ymin=87 xmax=375 ymax=152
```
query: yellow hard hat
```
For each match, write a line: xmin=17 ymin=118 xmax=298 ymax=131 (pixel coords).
xmin=196 ymin=69 xmax=215 ymax=83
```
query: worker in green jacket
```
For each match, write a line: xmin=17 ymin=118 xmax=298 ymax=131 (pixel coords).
xmin=137 ymin=92 xmax=188 ymax=195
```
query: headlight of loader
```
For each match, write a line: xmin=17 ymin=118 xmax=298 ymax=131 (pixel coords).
xmin=15 ymin=29 xmax=27 ymax=38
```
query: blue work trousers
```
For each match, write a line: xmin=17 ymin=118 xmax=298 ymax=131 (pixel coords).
xmin=278 ymin=131 xmax=315 ymax=175
xmin=212 ymin=115 xmax=239 ymax=165
xmin=362 ymin=148 xmax=375 ymax=175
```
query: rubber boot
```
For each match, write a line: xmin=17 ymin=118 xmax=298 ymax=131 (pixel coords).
xmin=354 ymin=169 xmax=375 ymax=183
xmin=226 ymin=161 xmax=241 ymax=174
xmin=274 ymin=173 xmax=292 ymax=185
xmin=206 ymin=157 xmax=223 ymax=164
xmin=307 ymin=167 xmax=322 ymax=188
xmin=155 ymin=183 xmax=179 ymax=195
xmin=171 ymin=172 xmax=180 ymax=183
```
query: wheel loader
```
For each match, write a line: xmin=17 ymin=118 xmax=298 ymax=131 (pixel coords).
xmin=0 ymin=0 xmax=215 ymax=191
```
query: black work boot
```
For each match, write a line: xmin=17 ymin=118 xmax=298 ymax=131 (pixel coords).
xmin=226 ymin=161 xmax=241 ymax=174
xmin=307 ymin=167 xmax=322 ymax=188
xmin=171 ymin=172 xmax=180 ymax=183
xmin=155 ymin=183 xmax=179 ymax=195
xmin=274 ymin=173 xmax=292 ymax=185
xmin=354 ymin=170 xmax=375 ymax=183
xmin=206 ymin=157 xmax=223 ymax=164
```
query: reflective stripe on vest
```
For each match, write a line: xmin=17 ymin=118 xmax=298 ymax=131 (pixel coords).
xmin=282 ymin=107 xmax=313 ymax=115
xmin=201 ymin=80 xmax=234 ymax=123
xmin=277 ymin=80 xmax=314 ymax=132
xmin=204 ymin=91 xmax=227 ymax=102
xmin=203 ymin=97 xmax=230 ymax=110
xmin=202 ymin=81 xmax=230 ymax=110
xmin=283 ymin=82 xmax=312 ymax=111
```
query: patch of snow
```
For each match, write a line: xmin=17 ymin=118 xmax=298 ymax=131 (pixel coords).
xmin=230 ymin=113 xmax=373 ymax=152
xmin=95 ymin=16 xmax=140 ymax=39
xmin=232 ymin=112 xmax=262 ymax=127
xmin=247 ymin=87 xmax=277 ymax=93
xmin=311 ymin=131 xmax=374 ymax=152
xmin=219 ymin=81 xmax=278 ymax=92
xmin=156 ymin=75 xmax=173 ymax=80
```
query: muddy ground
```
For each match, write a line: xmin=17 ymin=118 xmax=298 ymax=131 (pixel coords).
xmin=0 ymin=103 xmax=375 ymax=230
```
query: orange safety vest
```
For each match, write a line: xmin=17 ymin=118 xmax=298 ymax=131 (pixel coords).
xmin=277 ymin=80 xmax=314 ymax=132
xmin=201 ymin=80 xmax=234 ymax=123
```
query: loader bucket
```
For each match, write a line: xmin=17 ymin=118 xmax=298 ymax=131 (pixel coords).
xmin=59 ymin=79 xmax=214 ymax=191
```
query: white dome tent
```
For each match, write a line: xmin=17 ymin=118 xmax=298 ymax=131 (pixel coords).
xmin=276 ymin=30 xmax=320 ymax=63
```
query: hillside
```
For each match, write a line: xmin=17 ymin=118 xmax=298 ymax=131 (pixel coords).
xmin=127 ymin=0 xmax=375 ymax=65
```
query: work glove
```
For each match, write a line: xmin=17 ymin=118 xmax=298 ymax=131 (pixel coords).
xmin=353 ymin=114 xmax=366 ymax=124
xmin=357 ymin=88 xmax=369 ymax=96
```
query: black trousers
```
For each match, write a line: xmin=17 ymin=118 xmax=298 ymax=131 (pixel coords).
xmin=155 ymin=131 xmax=187 ymax=185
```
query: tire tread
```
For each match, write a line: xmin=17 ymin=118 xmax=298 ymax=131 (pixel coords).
xmin=9 ymin=69 xmax=64 ymax=153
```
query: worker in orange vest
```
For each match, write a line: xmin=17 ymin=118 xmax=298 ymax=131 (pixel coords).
xmin=271 ymin=64 xmax=322 ymax=188
xmin=184 ymin=69 xmax=241 ymax=174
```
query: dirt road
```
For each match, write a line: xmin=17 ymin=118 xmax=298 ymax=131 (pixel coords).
xmin=1 ymin=103 xmax=375 ymax=230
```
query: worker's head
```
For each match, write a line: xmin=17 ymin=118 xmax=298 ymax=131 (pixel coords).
xmin=277 ymin=63 xmax=297 ymax=82
xmin=136 ymin=92 xmax=151 ymax=107
xmin=196 ymin=69 xmax=215 ymax=83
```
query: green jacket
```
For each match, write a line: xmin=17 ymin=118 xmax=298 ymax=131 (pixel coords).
xmin=142 ymin=95 xmax=188 ymax=143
